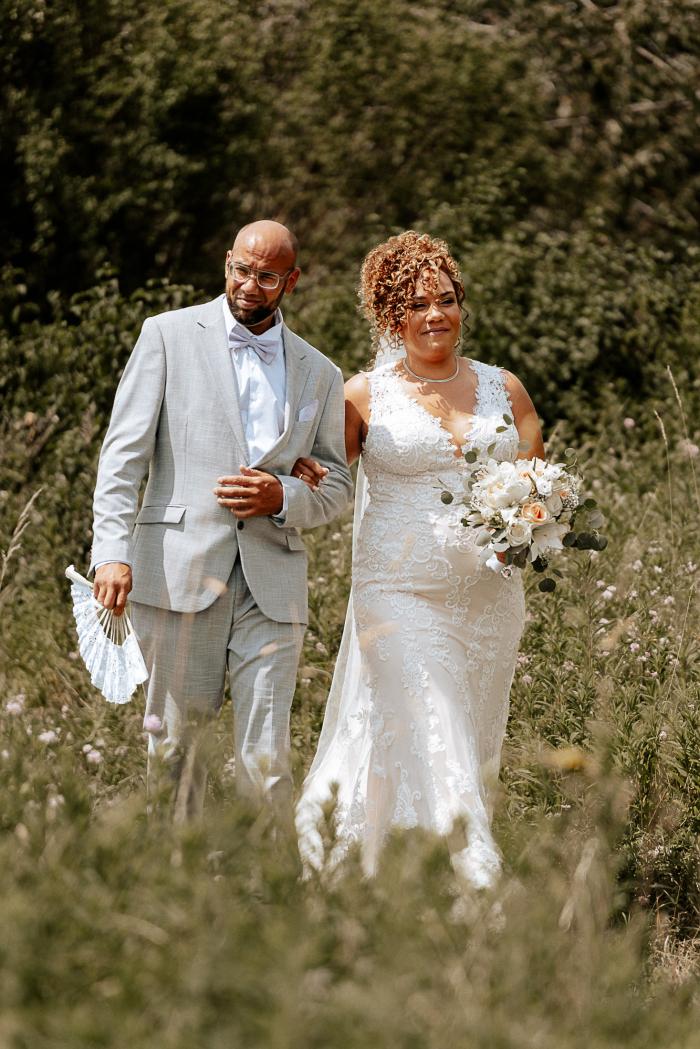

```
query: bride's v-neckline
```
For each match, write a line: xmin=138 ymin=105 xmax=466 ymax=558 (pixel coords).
xmin=390 ymin=359 xmax=481 ymax=460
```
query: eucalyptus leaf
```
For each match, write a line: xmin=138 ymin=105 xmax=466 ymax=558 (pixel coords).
xmin=440 ymin=491 xmax=453 ymax=504
xmin=539 ymin=577 xmax=556 ymax=593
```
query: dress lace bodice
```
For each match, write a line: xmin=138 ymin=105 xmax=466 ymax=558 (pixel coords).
xmin=363 ymin=358 xmax=519 ymax=480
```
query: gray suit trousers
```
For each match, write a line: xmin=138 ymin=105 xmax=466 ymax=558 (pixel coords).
xmin=131 ymin=556 xmax=305 ymax=821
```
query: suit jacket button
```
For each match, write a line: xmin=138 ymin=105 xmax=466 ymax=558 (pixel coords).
xmin=237 ymin=520 xmax=244 ymax=530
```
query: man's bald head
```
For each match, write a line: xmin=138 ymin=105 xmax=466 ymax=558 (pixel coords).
xmin=233 ymin=220 xmax=299 ymax=269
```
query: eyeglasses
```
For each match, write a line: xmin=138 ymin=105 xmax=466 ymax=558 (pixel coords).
xmin=228 ymin=261 xmax=292 ymax=291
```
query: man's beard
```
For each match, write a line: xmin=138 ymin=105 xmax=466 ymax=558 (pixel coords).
xmin=226 ymin=286 xmax=285 ymax=329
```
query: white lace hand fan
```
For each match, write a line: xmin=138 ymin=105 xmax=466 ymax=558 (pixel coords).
xmin=65 ymin=565 xmax=148 ymax=704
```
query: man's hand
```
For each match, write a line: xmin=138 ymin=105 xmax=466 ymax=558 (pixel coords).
xmin=214 ymin=466 xmax=284 ymax=518
xmin=94 ymin=563 xmax=133 ymax=617
xmin=290 ymin=457 xmax=328 ymax=491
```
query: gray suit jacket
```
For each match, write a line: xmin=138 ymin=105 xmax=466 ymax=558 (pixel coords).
xmin=90 ymin=296 xmax=352 ymax=623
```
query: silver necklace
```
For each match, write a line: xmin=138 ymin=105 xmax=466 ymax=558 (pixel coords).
xmin=403 ymin=357 xmax=460 ymax=383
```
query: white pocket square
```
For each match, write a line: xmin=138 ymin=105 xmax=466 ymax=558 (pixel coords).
xmin=297 ymin=400 xmax=318 ymax=423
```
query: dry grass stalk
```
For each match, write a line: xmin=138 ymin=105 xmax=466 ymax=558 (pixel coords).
xmin=0 ymin=487 xmax=44 ymax=608
xmin=667 ymin=365 xmax=700 ymax=515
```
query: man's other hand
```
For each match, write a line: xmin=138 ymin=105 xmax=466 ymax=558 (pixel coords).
xmin=215 ymin=466 xmax=284 ymax=518
xmin=290 ymin=457 xmax=328 ymax=490
xmin=94 ymin=563 xmax=133 ymax=617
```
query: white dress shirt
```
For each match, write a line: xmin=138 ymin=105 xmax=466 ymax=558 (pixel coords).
xmin=221 ymin=295 xmax=286 ymax=464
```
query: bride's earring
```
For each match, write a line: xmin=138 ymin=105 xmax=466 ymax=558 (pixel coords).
xmin=454 ymin=320 xmax=464 ymax=356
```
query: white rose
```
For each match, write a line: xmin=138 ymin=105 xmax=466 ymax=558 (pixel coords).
xmin=545 ymin=492 xmax=563 ymax=516
xmin=505 ymin=517 xmax=533 ymax=547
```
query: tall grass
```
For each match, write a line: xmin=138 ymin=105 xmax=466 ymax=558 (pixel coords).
xmin=1 ymin=379 xmax=699 ymax=1046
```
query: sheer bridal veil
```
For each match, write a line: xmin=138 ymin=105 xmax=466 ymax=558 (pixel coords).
xmin=296 ymin=335 xmax=406 ymax=867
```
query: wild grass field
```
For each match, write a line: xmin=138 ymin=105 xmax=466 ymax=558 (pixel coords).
xmin=1 ymin=347 xmax=699 ymax=1047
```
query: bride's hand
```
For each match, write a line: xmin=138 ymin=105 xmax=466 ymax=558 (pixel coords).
xmin=291 ymin=457 xmax=328 ymax=490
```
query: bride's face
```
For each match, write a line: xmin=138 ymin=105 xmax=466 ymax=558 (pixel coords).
xmin=401 ymin=269 xmax=461 ymax=362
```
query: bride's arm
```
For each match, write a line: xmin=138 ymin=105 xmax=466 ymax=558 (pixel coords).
xmin=504 ymin=371 xmax=545 ymax=460
xmin=293 ymin=373 xmax=369 ymax=485
xmin=343 ymin=373 xmax=370 ymax=467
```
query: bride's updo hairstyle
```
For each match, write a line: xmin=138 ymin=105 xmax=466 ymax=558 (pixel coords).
xmin=359 ymin=230 xmax=466 ymax=351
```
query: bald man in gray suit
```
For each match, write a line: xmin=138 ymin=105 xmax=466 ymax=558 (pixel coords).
xmin=91 ymin=221 xmax=352 ymax=820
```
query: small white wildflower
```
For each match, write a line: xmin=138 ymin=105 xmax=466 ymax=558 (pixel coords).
xmin=47 ymin=794 xmax=65 ymax=809
xmin=82 ymin=743 xmax=93 ymax=753
xmin=658 ymin=730 xmax=668 ymax=741
xmin=331 ymin=532 xmax=342 ymax=541
xmin=602 ymin=589 xmax=615 ymax=601
xmin=598 ymin=617 xmax=611 ymax=626
xmin=38 ymin=730 xmax=59 ymax=745
xmin=61 ymin=704 xmax=70 ymax=715
xmin=562 ymin=660 xmax=575 ymax=672
xmin=95 ymin=737 xmax=105 ymax=748
xmin=679 ymin=438 xmax=699 ymax=458
xmin=521 ymin=674 xmax=533 ymax=686
xmin=650 ymin=671 xmax=659 ymax=679
xmin=301 ymin=677 xmax=312 ymax=686
xmin=1 ymin=749 xmax=9 ymax=760
xmin=596 ymin=580 xmax=608 ymax=589
xmin=653 ymin=566 xmax=663 ymax=575
xmin=314 ymin=641 xmax=328 ymax=655
xmin=629 ymin=642 xmax=640 ymax=653
xmin=5 ymin=700 xmax=23 ymax=715
xmin=85 ymin=748 xmax=102 ymax=765
xmin=623 ymin=418 xmax=636 ymax=430
xmin=632 ymin=560 xmax=643 ymax=571
xmin=663 ymin=596 xmax=675 ymax=606
xmin=628 ymin=589 xmax=638 ymax=599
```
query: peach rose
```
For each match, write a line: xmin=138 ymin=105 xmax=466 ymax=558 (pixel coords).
xmin=521 ymin=501 xmax=550 ymax=527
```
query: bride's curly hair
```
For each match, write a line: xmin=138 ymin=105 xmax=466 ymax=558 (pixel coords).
xmin=359 ymin=230 xmax=467 ymax=351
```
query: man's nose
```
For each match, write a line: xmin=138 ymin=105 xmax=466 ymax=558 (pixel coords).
xmin=240 ymin=273 xmax=258 ymax=290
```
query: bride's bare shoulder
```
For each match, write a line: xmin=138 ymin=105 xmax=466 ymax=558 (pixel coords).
xmin=345 ymin=372 xmax=371 ymax=411
xmin=502 ymin=369 xmax=536 ymax=413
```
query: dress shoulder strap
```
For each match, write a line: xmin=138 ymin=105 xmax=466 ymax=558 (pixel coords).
xmin=472 ymin=359 xmax=514 ymax=418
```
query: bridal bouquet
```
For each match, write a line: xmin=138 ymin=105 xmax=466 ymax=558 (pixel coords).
xmin=442 ymin=428 xmax=606 ymax=591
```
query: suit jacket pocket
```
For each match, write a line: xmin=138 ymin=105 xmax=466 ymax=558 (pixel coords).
xmin=136 ymin=504 xmax=187 ymax=525
xmin=286 ymin=533 xmax=306 ymax=551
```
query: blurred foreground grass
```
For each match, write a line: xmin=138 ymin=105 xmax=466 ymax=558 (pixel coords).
xmin=2 ymin=368 xmax=700 ymax=1045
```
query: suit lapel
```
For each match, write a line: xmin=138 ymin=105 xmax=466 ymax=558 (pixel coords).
xmin=254 ymin=326 xmax=312 ymax=469
xmin=197 ymin=298 xmax=249 ymax=462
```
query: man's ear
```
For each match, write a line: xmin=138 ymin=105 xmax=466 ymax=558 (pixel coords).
xmin=224 ymin=249 xmax=232 ymax=279
xmin=285 ymin=268 xmax=301 ymax=295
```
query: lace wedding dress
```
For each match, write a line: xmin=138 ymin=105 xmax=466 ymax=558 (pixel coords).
xmin=297 ymin=358 xmax=526 ymax=888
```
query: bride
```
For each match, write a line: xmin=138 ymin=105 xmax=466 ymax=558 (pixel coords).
xmin=294 ymin=231 xmax=544 ymax=888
